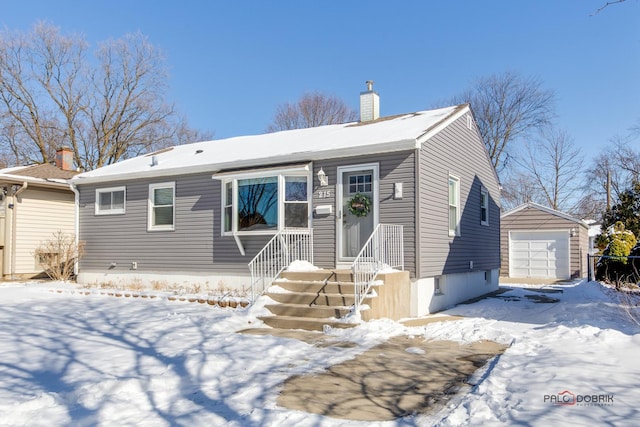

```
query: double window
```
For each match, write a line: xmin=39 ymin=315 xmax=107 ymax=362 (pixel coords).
xmin=148 ymin=182 xmax=175 ymax=231
xmin=221 ymin=169 xmax=310 ymax=235
xmin=95 ymin=186 xmax=125 ymax=215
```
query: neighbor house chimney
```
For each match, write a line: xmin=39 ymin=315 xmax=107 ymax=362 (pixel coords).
xmin=359 ymin=80 xmax=380 ymax=122
xmin=55 ymin=147 xmax=74 ymax=171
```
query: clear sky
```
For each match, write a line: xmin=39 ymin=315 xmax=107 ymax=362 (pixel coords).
xmin=2 ymin=0 xmax=639 ymax=163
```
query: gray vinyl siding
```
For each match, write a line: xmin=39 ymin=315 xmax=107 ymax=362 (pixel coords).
xmin=78 ymin=113 xmax=497 ymax=281
xmin=417 ymin=112 xmax=501 ymax=278
xmin=77 ymin=173 xmax=270 ymax=275
xmin=501 ymin=206 xmax=588 ymax=278
xmin=311 ymin=151 xmax=417 ymax=276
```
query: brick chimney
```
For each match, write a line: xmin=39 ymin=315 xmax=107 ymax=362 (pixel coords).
xmin=55 ymin=147 xmax=74 ymax=171
xmin=359 ymin=80 xmax=380 ymax=122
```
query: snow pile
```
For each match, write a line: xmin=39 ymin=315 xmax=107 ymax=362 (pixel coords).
xmin=0 ymin=280 xmax=638 ymax=426
xmin=285 ymin=260 xmax=321 ymax=272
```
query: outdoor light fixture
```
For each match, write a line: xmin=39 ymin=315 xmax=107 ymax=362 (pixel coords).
xmin=317 ymin=168 xmax=328 ymax=186
xmin=570 ymin=228 xmax=576 ymax=237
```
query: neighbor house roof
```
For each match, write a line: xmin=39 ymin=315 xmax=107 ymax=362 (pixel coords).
xmin=501 ymin=202 xmax=589 ymax=228
xmin=72 ymin=104 xmax=468 ymax=185
xmin=0 ymin=163 xmax=79 ymax=189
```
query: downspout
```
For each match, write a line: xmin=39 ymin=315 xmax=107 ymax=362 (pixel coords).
xmin=11 ymin=182 xmax=28 ymax=280
xmin=70 ymin=183 xmax=80 ymax=277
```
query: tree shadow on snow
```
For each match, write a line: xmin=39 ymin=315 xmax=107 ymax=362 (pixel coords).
xmin=0 ymin=293 xmax=311 ymax=426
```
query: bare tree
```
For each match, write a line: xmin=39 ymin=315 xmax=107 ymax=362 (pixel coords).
xmin=573 ymin=192 xmax=607 ymax=221
xmin=0 ymin=22 xmax=85 ymax=165
xmin=518 ymin=129 xmax=584 ymax=212
xmin=266 ymin=91 xmax=357 ymax=132
xmin=0 ymin=22 xmax=205 ymax=171
xmin=451 ymin=71 xmax=555 ymax=173
xmin=584 ymin=135 xmax=640 ymax=215
xmin=500 ymin=171 xmax=542 ymax=211
xmin=82 ymin=32 xmax=178 ymax=169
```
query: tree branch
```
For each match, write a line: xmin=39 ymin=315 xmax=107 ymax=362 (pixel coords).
xmin=592 ymin=0 xmax=626 ymax=16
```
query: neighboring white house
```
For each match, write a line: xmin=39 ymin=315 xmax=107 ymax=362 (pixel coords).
xmin=0 ymin=148 xmax=79 ymax=279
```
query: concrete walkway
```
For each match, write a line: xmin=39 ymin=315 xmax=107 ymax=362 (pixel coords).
xmin=241 ymin=328 xmax=507 ymax=421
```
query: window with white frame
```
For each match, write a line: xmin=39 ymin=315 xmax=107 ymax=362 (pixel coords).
xmin=95 ymin=186 xmax=125 ymax=215
xmin=284 ymin=176 xmax=309 ymax=228
xmin=480 ymin=187 xmax=489 ymax=226
xmin=221 ymin=169 xmax=310 ymax=234
xmin=237 ymin=177 xmax=278 ymax=231
xmin=148 ymin=182 xmax=175 ymax=231
xmin=224 ymin=181 xmax=233 ymax=233
xmin=448 ymin=175 xmax=460 ymax=236
xmin=348 ymin=173 xmax=372 ymax=194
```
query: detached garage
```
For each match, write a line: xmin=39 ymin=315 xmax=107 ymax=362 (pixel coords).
xmin=501 ymin=203 xmax=589 ymax=280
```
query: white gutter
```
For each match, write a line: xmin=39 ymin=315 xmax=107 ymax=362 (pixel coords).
xmin=14 ymin=181 xmax=28 ymax=198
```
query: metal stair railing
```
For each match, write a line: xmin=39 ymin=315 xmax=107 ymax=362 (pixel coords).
xmin=351 ymin=224 xmax=404 ymax=316
xmin=248 ymin=228 xmax=313 ymax=300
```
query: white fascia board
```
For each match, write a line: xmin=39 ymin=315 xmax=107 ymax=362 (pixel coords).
xmin=415 ymin=105 xmax=470 ymax=146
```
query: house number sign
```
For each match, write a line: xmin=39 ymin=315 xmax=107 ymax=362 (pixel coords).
xmin=318 ymin=190 xmax=333 ymax=199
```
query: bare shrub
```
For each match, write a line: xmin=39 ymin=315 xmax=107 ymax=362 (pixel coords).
xmin=151 ymin=280 xmax=168 ymax=291
xmin=34 ymin=231 xmax=84 ymax=281
xmin=618 ymin=286 xmax=640 ymax=326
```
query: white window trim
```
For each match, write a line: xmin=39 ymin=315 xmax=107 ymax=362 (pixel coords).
xmin=95 ymin=186 xmax=126 ymax=215
xmin=148 ymin=182 xmax=175 ymax=231
xmin=481 ymin=186 xmax=489 ymax=226
xmin=219 ymin=166 xmax=312 ymax=236
xmin=448 ymin=174 xmax=461 ymax=237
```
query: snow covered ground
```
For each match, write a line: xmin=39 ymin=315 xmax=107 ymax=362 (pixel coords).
xmin=0 ymin=279 xmax=638 ymax=426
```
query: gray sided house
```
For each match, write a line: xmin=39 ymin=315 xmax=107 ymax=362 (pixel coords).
xmin=72 ymin=87 xmax=501 ymax=318
xmin=501 ymin=202 xmax=589 ymax=281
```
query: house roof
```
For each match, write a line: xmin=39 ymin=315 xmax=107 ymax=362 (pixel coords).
xmin=501 ymin=202 xmax=589 ymax=228
xmin=0 ymin=163 xmax=78 ymax=190
xmin=72 ymin=104 xmax=468 ymax=185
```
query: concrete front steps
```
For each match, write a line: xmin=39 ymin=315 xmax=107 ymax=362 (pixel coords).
xmin=259 ymin=269 xmax=367 ymax=331
xmin=258 ymin=269 xmax=412 ymax=331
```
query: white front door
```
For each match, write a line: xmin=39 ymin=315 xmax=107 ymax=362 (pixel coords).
xmin=337 ymin=164 xmax=379 ymax=263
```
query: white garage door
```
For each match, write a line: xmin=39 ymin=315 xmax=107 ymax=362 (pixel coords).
xmin=510 ymin=231 xmax=570 ymax=279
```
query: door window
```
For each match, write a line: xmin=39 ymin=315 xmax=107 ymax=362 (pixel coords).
xmin=349 ymin=174 xmax=372 ymax=194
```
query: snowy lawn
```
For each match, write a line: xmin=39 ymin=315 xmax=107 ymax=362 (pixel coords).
xmin=0 ymin=280 xmax=638 ymax=426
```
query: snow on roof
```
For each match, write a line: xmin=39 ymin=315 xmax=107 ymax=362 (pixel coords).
xmin=73 ymin=105 xmax=466 ymax=185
